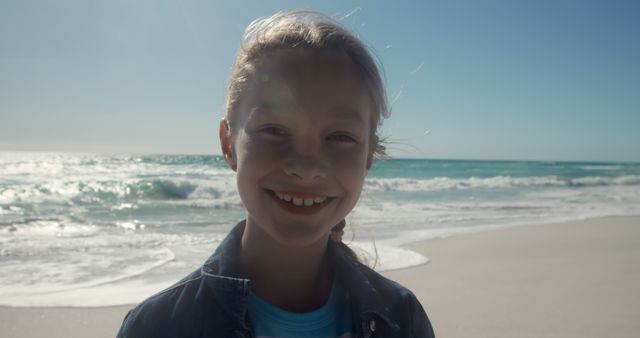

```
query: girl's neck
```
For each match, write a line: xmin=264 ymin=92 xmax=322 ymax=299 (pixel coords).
xmin=240 ymin=218 xmax=333 ymax=312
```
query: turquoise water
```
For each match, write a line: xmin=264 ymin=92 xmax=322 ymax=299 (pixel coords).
xmin=1 ymin=151 xmax=639 ymax=306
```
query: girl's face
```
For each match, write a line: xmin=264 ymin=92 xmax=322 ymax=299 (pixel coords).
xmin=220 ymin=49 xmax=373 ymax=247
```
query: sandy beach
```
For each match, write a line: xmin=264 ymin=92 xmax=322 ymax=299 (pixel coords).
xmin=385 ymin=216 xmax=640 ymax=338
xmin=1 ymin=216 xmax=639 ymax=338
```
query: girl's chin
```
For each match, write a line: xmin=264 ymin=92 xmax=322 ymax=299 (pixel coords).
xmin=269 ymin=225 xmax=334 ymax=247
xmin=247 ymin=216 xmax=336 ymax=248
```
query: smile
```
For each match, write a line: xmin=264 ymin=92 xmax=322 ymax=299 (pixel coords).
xmin=266 ymin=189 xmax=333 ymax=214
xmin=273 ymin=191 xmax=327 ymax=207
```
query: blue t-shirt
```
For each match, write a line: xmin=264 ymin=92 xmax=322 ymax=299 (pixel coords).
xmin=247 ymin=279 xmax=353 ymax=338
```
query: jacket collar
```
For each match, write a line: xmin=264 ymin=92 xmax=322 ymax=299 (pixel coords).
xmin=327 ymin=238 xmax=398 ymax=331
xmin=201 ymin=220 xmax=251 ymax=329
xmin=200 ymin=220 xmax=397 ymax=331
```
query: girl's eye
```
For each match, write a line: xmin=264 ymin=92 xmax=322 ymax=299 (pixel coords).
xmin=327 ymin=133 xmax=358 ymax=143
xmin=260 ymin=126 xmax=287 ymax=136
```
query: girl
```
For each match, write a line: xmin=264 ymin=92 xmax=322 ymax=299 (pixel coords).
xmin=118 ymin=10 xmax=434 ymax=338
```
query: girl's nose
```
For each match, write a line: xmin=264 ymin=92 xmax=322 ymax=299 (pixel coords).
xmin=283 ymin=153 xmax=328 ymax=183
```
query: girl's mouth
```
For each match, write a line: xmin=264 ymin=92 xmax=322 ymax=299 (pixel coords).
xmin=274 ymin=191 xmax=327 ymax=206
xmin=266 ymin=190 xmax=333 ymax=214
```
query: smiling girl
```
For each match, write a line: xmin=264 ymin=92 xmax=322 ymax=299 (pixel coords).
xmin=118 ymin=10 xmax=434 ymax=338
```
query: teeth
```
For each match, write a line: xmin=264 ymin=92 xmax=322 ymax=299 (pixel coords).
xmin=273 ymin=191 xmax=327 ymax=207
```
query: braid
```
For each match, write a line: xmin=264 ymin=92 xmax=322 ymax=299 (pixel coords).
xmin=330 ymin=219 xmax=346 ymax=242
xmin=330 ymin=219 xmax=359 ymax=262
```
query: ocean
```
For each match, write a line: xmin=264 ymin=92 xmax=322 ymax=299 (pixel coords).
xmin=1 ymin=151 xmax=639 ymax=307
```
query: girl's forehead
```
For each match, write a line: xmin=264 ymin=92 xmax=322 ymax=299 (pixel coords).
xmin=256 ymin=49 xmax=357 ymax=77
xmin=245 ymin=49 xmax=370 ymax=110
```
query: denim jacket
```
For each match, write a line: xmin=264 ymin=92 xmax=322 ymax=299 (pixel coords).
xmin=117 ymin=221 xmax=435 ymax=338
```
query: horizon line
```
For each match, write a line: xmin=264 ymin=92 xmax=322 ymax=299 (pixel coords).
xmin=1 ymin=148 xmax=638 ymax=164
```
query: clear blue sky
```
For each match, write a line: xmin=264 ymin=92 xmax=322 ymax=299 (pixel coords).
xmin=1 ymin=0 xmax=639 ymax=162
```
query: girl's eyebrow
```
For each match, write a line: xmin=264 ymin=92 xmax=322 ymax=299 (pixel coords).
xmin=247 ymin=103 xmax=278 ymax=120
xmin=246 ymin=103 xmax=296 ymax=126
xmin=248 ymin=102 xmax=365 ymax=124
xmin=252 ymin=102 xmax=276 ymax=113
xmin=329 ymin=106 xmax=365 ymax=123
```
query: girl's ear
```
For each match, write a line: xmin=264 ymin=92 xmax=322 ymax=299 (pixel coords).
xmin=219 ymin=119 xmax=237 ymax=171
xmin=366 ymin=151 xmax=373 ymax=170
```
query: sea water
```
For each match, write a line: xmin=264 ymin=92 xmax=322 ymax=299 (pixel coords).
xmin=1 ymin=151 xmax=639 ymax=306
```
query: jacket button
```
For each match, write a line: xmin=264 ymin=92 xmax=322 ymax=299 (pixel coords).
xmin=369 ymin=318 xmax=376 ymax=333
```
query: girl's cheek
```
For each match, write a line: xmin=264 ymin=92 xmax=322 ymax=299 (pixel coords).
xmin=239 ymin=135 xmax=287 ymax=162
xmin=327 ymin=144 xmax=370 ymax=166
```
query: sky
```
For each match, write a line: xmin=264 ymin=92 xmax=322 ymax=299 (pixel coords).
xmin=1 ymin=0 xmax=639 ymax=162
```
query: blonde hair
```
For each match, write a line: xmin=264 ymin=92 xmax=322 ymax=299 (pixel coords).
xmin=224 ymin=10 xmax=390 ymax=156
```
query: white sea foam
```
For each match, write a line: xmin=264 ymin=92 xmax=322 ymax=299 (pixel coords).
xmin=117 ymin=220 xmax=146 ymax=230
xmin=364 ymin=175 xmax=640 ymax=193
xmin=0 ymin=247 xmax=175 ymax=296
xmin=2 ymin=219 xmax=99 ymax=237
xmin=0 ymin=241 xmax=427 ymax=307
xmin=364 ymin=176 xmax=565 ymax=192
xmin=350 ymin=242 xmax=429 ymax=271
xmin=0 ymin=205 xmax=23 ymax=215
xmin=112 ymin=203 xmax=137 ymax=210
xmin=570 ymin=175 xmax=640 ymax=186
xmin=0 ymin=176 xmax=238 ymax=204
xmin=0 ymin=278 xmax=175 ymax=307
xmin=581 ymin=165 xmax=623 ymax=171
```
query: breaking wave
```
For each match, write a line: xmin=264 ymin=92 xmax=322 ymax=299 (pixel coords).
xmin=0 ymin=178 xmax=238 ymax=204
xmin=364 ymin=175 xmax=640 ymax=192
